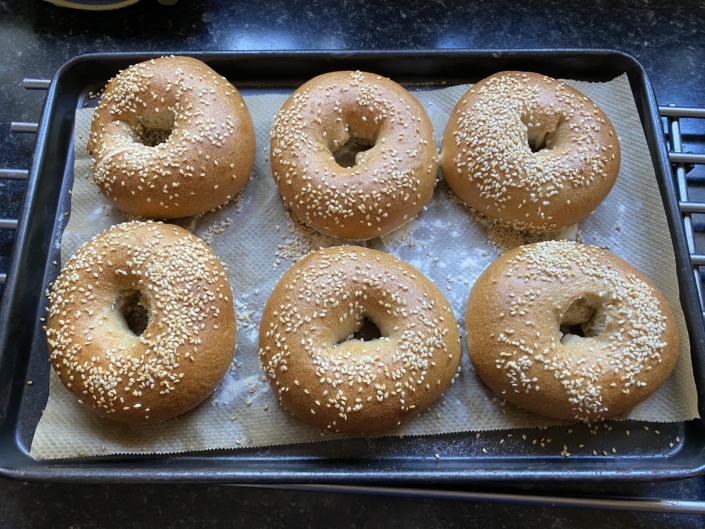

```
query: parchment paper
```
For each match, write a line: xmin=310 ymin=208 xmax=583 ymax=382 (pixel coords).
xmin=30 ymin=74 xmax=699 ymax=459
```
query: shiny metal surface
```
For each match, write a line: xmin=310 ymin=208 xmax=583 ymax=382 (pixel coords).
xmin=9 ymin=122 xmax=38 ymax=133
xmin=21 ymin=78 xmax=51 ymax=90
xmin=238 ymin=483 xmax=705 ymax=515
xmin=0 ymin=169 xmax=28 ymax=180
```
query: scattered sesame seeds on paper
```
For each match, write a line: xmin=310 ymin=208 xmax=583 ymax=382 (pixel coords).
xmin=30 ymin=74 xmax=698 ymax=460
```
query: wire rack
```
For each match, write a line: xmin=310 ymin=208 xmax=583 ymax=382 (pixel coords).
xmin=2 ymin=79 xmax=705 ymax=514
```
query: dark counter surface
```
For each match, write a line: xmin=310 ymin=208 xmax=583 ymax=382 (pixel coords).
xmin=1 ymin=0 xmax=705 ymax=526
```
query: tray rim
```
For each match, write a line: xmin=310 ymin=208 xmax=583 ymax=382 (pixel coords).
xmin=2 ymin=48 xmax=705 ymax=484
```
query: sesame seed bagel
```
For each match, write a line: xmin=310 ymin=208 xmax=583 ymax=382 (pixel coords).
xmin=269 ymin=71 xmax=439 ymax=240
xmin=441 ymin=71 xmax=621 ymax=232
xmin=45 ymin=221 xmax=236 ymax=424
xmin=88 ymin=56 xmax=256 ymax=219
xmin=466 ymin=241 xmax=678 ymax=422
xmin=258 ymin=246 xmax=461 ymax=434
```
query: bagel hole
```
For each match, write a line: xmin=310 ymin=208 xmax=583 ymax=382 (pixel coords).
xmin=119 ymin=290 xmax=149 ymax=336
xmin=522 ymin=115 xmax=564 ymax=153
xmin=338 ymin=317 xmax=383 ymax=343
xmin=559 ymin=295 xmax=605 ymax=344
xmin=528 ymin=131 xmax=549 ymax=153
xmin=332 ymin=135 xmax=375 ymax=168
xmin=137 ymin=110 xmax=175 ymax=147
xmin=560 ymin=322 xmax=587 ymax=339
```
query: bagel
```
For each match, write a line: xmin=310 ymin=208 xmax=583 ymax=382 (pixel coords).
xmin=270 ymin=71 xmax=439 ymax=240
xmin=441 ymin=71 xmax=620 ymax=232
xmin=465 ymin=240 xmax=679 ymax=422
xmin=258 ymin=246 xmax=461 ymax=433
xmin=88 ymin=56 xmax=256 ymax=219
xmin=44 ymin=221 xmax=236 ymax=423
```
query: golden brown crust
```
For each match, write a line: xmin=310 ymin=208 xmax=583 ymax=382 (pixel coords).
xmin=441 ymin=71 xmax=621 ymax=233
xmin=465 ymin=241 xmax=679 ymax=421
xmin=88 ymin=56 xmax=256 ymax=219
xmin=45 ymin=221 xmax=236 ymax=423
xmin=270 ymin=71 xmax=439 ymax=240
xmin=258 ymin=246 xmax=461 ymax=433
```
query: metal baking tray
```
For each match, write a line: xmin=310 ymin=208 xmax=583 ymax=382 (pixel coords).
xmin=1 ymin=50 xmax=704 ymax=484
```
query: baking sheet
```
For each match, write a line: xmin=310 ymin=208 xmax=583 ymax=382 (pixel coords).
xmin=30 ymin=73 xmax=698 ymax=459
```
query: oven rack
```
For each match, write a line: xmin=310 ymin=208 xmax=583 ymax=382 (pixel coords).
xmin=2 ymin=77 xmax=705 ymax=514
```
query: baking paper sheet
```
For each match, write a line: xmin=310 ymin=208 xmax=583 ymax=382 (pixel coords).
xmin=30 ymin=74 xmax=699 ymax=459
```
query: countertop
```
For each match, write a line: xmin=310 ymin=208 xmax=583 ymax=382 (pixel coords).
xmin=1 ymin=0 xmax=705 ymax=526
